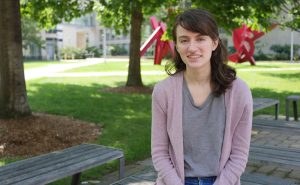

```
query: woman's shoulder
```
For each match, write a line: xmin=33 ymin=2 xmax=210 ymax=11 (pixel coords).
xmin=153 ymin=72 xmax=183 ymax=93
xmin=229 ymin=77 xmax=252 ymax=103
xmin=231 ymin=77 xmax=250 ymax=92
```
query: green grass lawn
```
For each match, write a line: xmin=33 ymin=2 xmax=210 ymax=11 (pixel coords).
xmin=2 ymin=60 xmax=300 ymax=184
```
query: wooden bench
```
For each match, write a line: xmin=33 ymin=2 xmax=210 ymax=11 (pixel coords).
xmin=0 ymin=144 xmax=125 ymax=185
xmin=253 ymin=98 xmax=280 ymax=120
xmin=110 ymin=167 xmax=296 ymax=185
xmin=249 ymin=144 xmax=300 ymax=170
xmin=253 ymin=118 xmax=300 ymax=133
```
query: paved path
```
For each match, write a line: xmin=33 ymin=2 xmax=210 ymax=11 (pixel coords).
xmin=24 ymin=58 xmax=129 ymax=80
xmin=24 ymin=59 xmax=300 ymax=80
xmin=81 ymin=115 xmax=300 ymax=185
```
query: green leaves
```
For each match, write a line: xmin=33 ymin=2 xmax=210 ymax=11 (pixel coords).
xmin=21 ymin=17 xmax=45 ymax=50
xmin=189 ymin=0 xmax=299 ymax=32
xmin=21 ymin=0 xmax=95 ymax=29
xmin=95 ymin=0 xmax=179 ymax=34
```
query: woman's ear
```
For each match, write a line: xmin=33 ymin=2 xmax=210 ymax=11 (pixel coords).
xmin=213 ymin=39 xmax=219 ymax=51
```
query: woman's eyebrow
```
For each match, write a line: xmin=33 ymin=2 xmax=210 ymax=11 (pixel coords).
xmin=177 ymin=35 xmax=189 ymax=39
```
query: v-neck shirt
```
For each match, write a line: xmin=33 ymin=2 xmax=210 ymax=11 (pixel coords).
xmin=182 ymin=78 xmax=225 ymax=177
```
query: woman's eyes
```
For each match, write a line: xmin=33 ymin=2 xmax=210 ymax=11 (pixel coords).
xmin=196 ymin=37 xmax=206 ymax=41
xmin=179 ymin=40 xmax=188 ymax=43
xmin=179 ymin=38 xmax=206 ymax=43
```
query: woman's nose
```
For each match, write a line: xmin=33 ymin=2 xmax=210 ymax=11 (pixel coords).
xmin=187 ymin=41 xmax=198 ymax=51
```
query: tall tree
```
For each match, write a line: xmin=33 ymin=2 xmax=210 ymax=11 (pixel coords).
xmin=0 ymin=0 xmax=94 ymax=118
xmin=0 ymin=0 xmax=31 ymax=118
xmin=95 ymin=0 xmax=177 ymax=86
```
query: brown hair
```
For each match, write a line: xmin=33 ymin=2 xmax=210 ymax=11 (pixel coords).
xmin=166 ymin=9 xmax=236 ymax=96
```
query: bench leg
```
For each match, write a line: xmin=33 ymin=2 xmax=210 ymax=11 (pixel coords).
xmin=119 ymin=156 xmax=125 ymax=179
xmin=286 ymin=99 xmax=289 ymax=121
xmin=293 ymin=101 xmax=298 ymax=121
xmin=275 ymin=103 xmax=279 ymax=120
xmin=71 ymin=172 xmax=81 ymax=185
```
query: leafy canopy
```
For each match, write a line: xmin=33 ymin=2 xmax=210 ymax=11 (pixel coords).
xmin=94 ymin=0 xmax=178 ymax=34
xmin=190 ymin=0 xmax=300 ymax=32
xmin=21 ymin=16 xmax=45 ymax=49
xmin=20 ymin=0 xmax=95 ymax=29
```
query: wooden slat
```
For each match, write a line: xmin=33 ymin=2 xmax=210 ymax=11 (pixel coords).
xmin=10 ymin=151 xmax=123 ymax=185
xmin=0 ymin=144 xmax=97 ymax=177
xmin=1 ymin=147 xmax=113 ymax=181
xmin=253 ymin=118 xmax=300 ymax=131
xmin=0 ymin=144 xmax=94 ymax=173
xmin=249 ymin=144 xmax=300 ymax=170
xmin=2 ymin=149 xmax=120 ymax=182
xmin=251 ymin=145 xmax=300 ymax=156
xmin=0 ymin=145 xmax=113 ymax=179
xmin=253 ymin=98 xmax=279 ymax=111
xmin=0 ymin=144 xmax=124 ymax=185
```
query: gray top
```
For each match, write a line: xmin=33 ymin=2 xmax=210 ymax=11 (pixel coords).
xmin=182 ymin=79 xmax=225 ymax=177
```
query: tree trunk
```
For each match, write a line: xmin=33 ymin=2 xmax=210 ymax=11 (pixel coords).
xmin=0 ymin=0 xmax=31 ymax=118
xmin=126 ymin=2 xmax=143 ymax=87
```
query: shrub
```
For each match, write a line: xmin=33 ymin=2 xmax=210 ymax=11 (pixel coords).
xmin=254 ymin=50 xmax=273 ymax=61
xmin=110 ymin=45 xmax=128 ymax=56
xmin=270 ymin=44 xmax=300 ymax=60
xmin=86 ymin=46 xmax=102 ymax=57
xmin=60 ymin=47 xmax=87 ymax=59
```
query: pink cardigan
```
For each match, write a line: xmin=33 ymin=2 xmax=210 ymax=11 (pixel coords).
xmin=151 ymin=72 xmax=253 ymax=185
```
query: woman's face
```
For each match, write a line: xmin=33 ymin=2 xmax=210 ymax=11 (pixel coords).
xmin=175 ymin=25 xmax=218 ymax=71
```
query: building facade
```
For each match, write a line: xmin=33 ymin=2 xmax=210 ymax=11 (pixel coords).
xmin=23 ymin=13 xmax=131 ymax=60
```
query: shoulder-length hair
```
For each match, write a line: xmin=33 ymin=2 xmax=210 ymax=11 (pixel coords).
xmin=166 ymin=9 xmax=236 ymax=96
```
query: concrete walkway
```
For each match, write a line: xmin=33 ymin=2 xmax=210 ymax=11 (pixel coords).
xmin=24 ymin=58 xmax=129 ymax=80
xmin=81 ymin=115 xmax=300 ymax=185
xmin=24 ymin=59 xmax=300 ymax=80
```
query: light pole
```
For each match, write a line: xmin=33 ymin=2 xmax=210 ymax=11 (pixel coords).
xmin=290 ymin=30 xmax=294 ymax=63
xmin=103 ymin=27 xmax=107 ymax=63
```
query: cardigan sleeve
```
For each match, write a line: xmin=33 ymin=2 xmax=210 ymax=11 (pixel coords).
xmin=151 ymin=84 xmax=183 ymax=185
xmin=214 ymin=82 xmax=253 ymax=185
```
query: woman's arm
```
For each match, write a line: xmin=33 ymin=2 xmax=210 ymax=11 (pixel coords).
xmin=151 ymin=84 xmax=183 ymax=185
xmin=214 ymin=86 xmax=253 ymax=185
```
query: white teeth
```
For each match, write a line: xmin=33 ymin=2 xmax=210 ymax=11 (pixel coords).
xmin=188 ymin=55 xmax=201 ymax=58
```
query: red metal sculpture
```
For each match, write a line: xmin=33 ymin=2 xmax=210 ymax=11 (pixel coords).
xmin=140 ymin=17 xmax=174 ymax=65
xmin=229 ymin=24 xmax=276 ymax=65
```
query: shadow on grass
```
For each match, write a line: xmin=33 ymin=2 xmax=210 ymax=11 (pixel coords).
xmin=260 ymin=72 xmax=300 ymax=81
xmin=27 ymin=82 xmax=152 ymax=162
xmin=231 ymin=64 xmax=282 ymax=69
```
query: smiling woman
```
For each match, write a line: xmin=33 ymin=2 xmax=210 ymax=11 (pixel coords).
xmin=152 ymin=9 xmax=253 ymax=185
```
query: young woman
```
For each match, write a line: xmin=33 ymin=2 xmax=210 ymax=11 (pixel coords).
xmin=151 ymin=9 xmax=253 ymax=185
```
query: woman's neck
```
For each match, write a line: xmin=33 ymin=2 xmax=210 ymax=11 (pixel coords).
xmin=184 ymin=67 xmax=211 ymax=86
